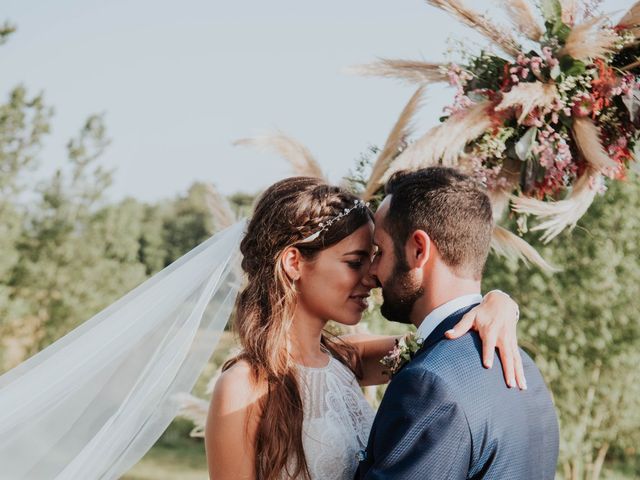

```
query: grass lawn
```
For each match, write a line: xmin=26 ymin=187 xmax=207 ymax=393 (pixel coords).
xmin=123 ymin=420 xmax=208 ymax=480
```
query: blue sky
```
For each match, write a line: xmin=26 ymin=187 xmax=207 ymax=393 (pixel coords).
xmin=0 ymin=0 xmax=630 ymax=201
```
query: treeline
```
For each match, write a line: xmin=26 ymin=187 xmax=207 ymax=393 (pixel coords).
xmin=0 ymin=84 xmax=252 ymax=370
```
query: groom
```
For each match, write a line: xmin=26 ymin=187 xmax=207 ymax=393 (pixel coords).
xmin=356 ymin=167 xmax=559 ymax=479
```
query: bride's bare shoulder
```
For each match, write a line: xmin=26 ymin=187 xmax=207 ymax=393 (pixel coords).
xmin=209 ymin=359 xmax=266 ymax=416
xmin=206 ymin=361 xmax=265 ymax=477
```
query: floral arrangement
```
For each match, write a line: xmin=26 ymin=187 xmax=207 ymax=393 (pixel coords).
xmin=380 ymin=332 xmax=424 ymax=377
xmin=355 ymin=0 xmax=640 ymax=270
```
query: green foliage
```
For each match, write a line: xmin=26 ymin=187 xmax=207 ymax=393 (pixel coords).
xmin=560 ymin=55 xmax=587 ymax=77
xmin=343 ymin=144 xmax=379 ymax=196
xmin=0 ymin=85 xmax=52 ymax=198
xmin=161 ymin=183 xmax=217 ymax=264
xmin=540 ymin=0 xmax=563 ymax=24
xmin=484 ymin=176 xmax=640 ymax=479
xmin=228 ymin=191 xmax=256 ymax=218
xmin=466 ymin=53 xmax=508 ymax=92
xmin=0 ymin=22 xmax=16 ymax=45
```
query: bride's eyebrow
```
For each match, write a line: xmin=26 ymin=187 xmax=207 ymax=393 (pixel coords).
xmin=342 ymin=249 xmax=369 ymax=257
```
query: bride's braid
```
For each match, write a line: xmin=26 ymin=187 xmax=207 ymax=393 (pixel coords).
xmin=225 ymin=177 xmax=371 ymax=480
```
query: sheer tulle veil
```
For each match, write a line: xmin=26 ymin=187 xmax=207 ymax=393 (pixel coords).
xmin=0 ymin=220 xmax=246 ymax=479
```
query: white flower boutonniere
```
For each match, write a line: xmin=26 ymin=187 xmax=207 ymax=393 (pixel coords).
xmin=380 ymin=332 xmax=423 ymax=377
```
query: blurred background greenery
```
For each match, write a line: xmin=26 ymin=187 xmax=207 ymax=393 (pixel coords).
xmin=0 ymin=23 xmax=638 ymax=480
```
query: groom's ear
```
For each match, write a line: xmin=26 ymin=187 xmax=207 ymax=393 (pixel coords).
xmin=406 ymin=229 xmax=431 ymax=269
xmin=281 ymin=246 xmax=303 ymax=281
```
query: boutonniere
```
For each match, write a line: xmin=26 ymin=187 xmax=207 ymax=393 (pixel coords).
xmin=380 ymin=332 xmax=423 ymax=377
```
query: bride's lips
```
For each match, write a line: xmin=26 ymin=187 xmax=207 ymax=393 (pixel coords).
xmin=349 ymin=294 xmax=369 ymax=310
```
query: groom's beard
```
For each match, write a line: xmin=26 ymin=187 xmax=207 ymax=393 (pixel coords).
xmin=380 ymin=258 xmax=423 ymax=325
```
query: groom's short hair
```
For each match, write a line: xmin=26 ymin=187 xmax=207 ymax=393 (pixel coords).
xmin=384 ymin=167 xmax=493 ymax=279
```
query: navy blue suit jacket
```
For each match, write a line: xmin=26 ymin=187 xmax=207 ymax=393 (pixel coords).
xmin=356 ymin=305 xmax=559 ymax=479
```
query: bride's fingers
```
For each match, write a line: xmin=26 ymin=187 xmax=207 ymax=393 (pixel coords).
xmin=445 ymin=309 xmax=477 ymax=339
xmin=482 ymin=331 xmax=498 ymax=369
xmin=513 ymin=346 xmax=527 ymax=390
xmin=498 ymin=341 xmax=516 ymax=388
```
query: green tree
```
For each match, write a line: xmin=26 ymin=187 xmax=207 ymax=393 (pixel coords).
xmin=161 ymin=182 xmax=218 ymax=264
xmin=0 ymin=24 xmax=54 ymax=365
xmin=483 ymin=176 xmax=640 ymax=480
xmin=4 ymin=116 xmax=148 ymax=361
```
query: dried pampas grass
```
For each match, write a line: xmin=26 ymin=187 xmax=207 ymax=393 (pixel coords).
xmin=495 ymin=82 xmax=558 ymax=124
xmin=175 ymin=393 xmax=209 ymax=438
xmin=560 ymin=16 xmax=618 ymax=61
xmin=560 ymin=0 xmax=579 ymax=26
xmin=426 ymin=0 xmax=521 ymax=57
xmin=492 ymin=225 xmax=560 ymax=272
xmin=499 ymin=0 xmax=543 ymax=41
xmin=618 ymin=1 xmax=640 ymax=29
xmin=573 ymin=117 xmax=619 ymax=170
xmin=363 ymin=87 xmax=425 ymax=200
xmin=487 ymin=174 xmax=519 ymax=222
xmin=347 ymin=59 xmax=448 ymax=85
xmin=233 ymin=132 xmax=325 ymax=179
xmin=204 ymin=183 xmax=236 ymax=230
xmin=176 ymin=368 xmax=222 ymax=437
xmin=381 ymin=100 xmax=492 ymax=182
xmin=510 ymin=170 xmax=602 ymax=243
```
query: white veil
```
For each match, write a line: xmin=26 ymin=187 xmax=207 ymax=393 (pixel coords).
xmin=0 ymin=220 xmax=246 ymax=480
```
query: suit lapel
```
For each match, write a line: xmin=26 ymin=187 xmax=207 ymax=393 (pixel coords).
xmin=417 ymin=302 xmax=480 ymax=355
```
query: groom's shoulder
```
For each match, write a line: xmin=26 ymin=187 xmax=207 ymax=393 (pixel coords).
xmin=410 ymin=331 xmax=546 ymax=399
xmin=395 ymin=331 xmax=496 ymax=398
xmin=387 ymin=337 xmax=477 ymax=398
xmin=416 ymin=330 xmax=486 ymax=377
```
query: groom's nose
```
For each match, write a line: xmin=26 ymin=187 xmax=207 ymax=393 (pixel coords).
xmin=362 ymin=270 xmax=379 ymax=290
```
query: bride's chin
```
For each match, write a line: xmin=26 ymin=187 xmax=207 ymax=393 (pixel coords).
xmin=335 ymin=312 xmax=363 ymax=326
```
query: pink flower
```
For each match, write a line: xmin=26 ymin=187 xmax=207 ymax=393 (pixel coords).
xmin=530 ymin=57 xmax=543 ymax=75
xmin=572 ymin=94 xmax=594 ymax=117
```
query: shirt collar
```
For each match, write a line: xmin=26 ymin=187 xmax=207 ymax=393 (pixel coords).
xmin=416 ymin=293 xmax=483 ymax=342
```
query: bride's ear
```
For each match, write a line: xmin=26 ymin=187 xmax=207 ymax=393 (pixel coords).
xmin=281 ymin=246 xmax=303 ymax=282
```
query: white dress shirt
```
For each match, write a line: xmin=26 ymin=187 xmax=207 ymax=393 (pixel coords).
xmin=416 ymin=293 xmax=483 ymax=342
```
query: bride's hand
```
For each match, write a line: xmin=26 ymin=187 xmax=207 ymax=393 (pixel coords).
xmin=444 ymin=290 xmax=526 ymax=390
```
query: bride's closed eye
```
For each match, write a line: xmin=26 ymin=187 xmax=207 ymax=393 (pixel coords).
xmin=347 ymin=260 xmax=364 ymax=269
xmin=342 ymin=249 xmax=372 ymax=270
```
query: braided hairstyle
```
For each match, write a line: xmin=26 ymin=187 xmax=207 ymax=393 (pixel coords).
xmin=225 ymin=176 xmax=372 ymax=480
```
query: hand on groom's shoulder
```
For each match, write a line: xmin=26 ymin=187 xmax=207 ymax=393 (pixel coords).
xmin=358 ymin=331 xmax=559 ymax=480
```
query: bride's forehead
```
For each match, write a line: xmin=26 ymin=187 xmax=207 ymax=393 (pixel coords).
xmin=325 ymin=224 xmax=373 ymax=252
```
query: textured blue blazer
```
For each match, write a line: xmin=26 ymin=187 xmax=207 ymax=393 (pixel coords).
xmin=356 ymin=304 xmax=559 ymax=479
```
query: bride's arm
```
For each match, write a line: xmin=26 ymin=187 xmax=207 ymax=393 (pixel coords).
xmin=342 ymin=290 xmax=525 ymax=389
xmin=205 ymin=361 xmax=264 ymax=480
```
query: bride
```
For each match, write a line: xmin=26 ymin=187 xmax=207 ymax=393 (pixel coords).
xmin=205 ymin=176 xmax=522 ymax=480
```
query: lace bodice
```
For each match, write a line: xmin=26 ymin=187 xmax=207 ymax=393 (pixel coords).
xmin=285 ymin=355 xmax=375 ymax=480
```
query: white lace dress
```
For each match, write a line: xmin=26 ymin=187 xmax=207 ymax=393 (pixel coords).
xmin=289 ymin=355 xmax=375 ymax=480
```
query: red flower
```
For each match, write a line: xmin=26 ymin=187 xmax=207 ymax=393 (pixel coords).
xmin=590 ymin=59 xmax=619 ymax=118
